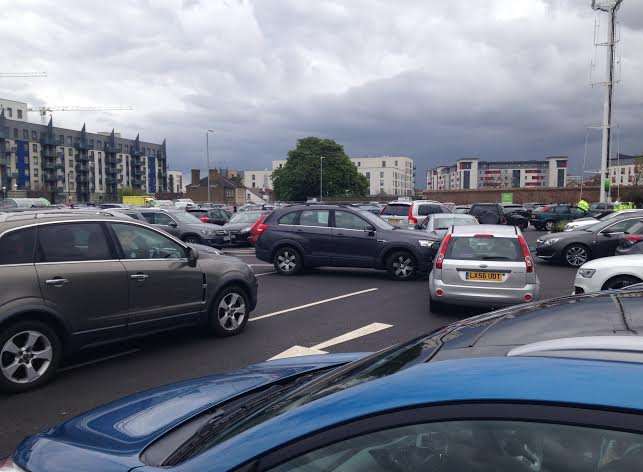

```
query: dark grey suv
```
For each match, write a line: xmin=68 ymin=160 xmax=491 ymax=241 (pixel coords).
xmin=0 ymin=214 xmax=257 ymax=393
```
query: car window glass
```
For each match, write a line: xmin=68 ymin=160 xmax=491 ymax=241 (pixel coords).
xmin=38 ymin=223 xmax=111 ymax=262
xmin=299 ymin=210 xmax=329 ymax=227
xmin=446 ymin=236 xmax=521 ymax=261
xmin=279 ymin=212 xmax=299 ymax=225
xmin=142 ymin=212 xmax=174 ymax=225
xmin=417 ymin=204 xmax=442 ymax=216
xmin=269 ymin=420 xmax=643 ymax=472
xmin=0 ymin=227 xmax=36 ymax=264
xmin=334 ymin=211 xmax=371 ymax=230
xmin=604 ymin=219 xmax=640 ymax=234
xmin=555 ymin=206 xmax=569 ymax=214
xmin=433 ymin=215 xmax=478 ymax=230
xmin=112 ymin=223 xmax=185 ymax=259
xmin=381 ymin=204 xmax=409 ymax=216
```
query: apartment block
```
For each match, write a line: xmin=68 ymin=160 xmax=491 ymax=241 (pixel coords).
xmin=0 ymin=109 xmax=167 ymax=203
xmin=243 ymin=169 xmax=273 ymax=190
xmin=426 ymin=157 xmax=568 ymax=191
xmin=608 ymin=154 xmax=643 ymax=187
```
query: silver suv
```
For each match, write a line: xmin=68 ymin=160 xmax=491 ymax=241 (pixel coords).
xmin=429 ymin=225 xmax=539 ymax=312
xmin=0 ymin=214 xmax=257 ymax=393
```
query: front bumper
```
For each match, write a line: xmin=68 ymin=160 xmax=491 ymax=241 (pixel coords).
xmin=535 ymin=244 xmax=561 ymax=261
xmin=202 ymin=234 xmax=229 ymax=248
xmin=225 ymin=231 xmax=251 ymax=246
xmin=429 ymin=275 xmax=540 ymax=307
xmin=572 ymin=276 xmax=601 ymax=295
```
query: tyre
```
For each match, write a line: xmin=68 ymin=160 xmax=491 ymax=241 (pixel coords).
xmin=183 ymin=235 xmax=201 ymax=244
xmin=602 ymin=276 xmax=641 ymax=291
xmin=563 ymin=244 xmax=589 ymax=267
xmin=0 ymin=320 xmax=62 ymax=393
xmin=544 ymin=220 xmax=554 ymax=231
xmin=209 ymin=285 xmax=249 ymax=337
xmin=386 ymin=251 xmax=417 ymax=281
xmin=273 ymin=246 xmax=302 ymax=275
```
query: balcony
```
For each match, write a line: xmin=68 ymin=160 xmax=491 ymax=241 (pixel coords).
xmin=131 ymin=178 xmax=142 ymax=187
xmin=75 ymin=141 xmax=89 ymax=151
xmin=43 ymin=173 xmax=57 ymax=183
xmin=77 ymin=154 xmax=89 ymax=163
xmin=76 ymin=175 xmax=90 ymax=184
xmin=105 ymin=176 xmax=116 ymax=185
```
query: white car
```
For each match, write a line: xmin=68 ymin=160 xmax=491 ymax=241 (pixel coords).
xmin=564 ymin=209 xmax=643 ymax=231
xmin=174 ymin=198 xmax=196 ymax=209
xmin=573 ymin=254 xmax=643 ymax=294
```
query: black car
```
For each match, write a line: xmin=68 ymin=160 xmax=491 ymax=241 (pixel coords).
xmin=223 ymin=210 xmax=268 ymax=246
xmin=616 ymin=219 xmax=643 ymax=255
xmin=469 ymin=203 xmax=506 ymax=225
xmin=138 ymin=208 xmax=228 ymax=247
xmin=501 ymin=204 xmax=530 ymax=230
xmin=254 ymin=205 xmax=437 ymax=280
xmin=536 ymin=214 xmax=643 ymax=267
xmin=188 ymin=207 xmax=231 ymax=225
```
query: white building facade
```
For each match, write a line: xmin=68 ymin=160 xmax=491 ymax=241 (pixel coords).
xmin=167 ymin=170 xmax=186 ymax=193
xmin=608 ymin=154 xmax=643 ymax=187
xmin=243 ymin=170 xmax=273 ymax=190
xmin=0 ymin=98 xmax=28 ymax=122
xmin=426 ymin=157 xmax=568 ymax=191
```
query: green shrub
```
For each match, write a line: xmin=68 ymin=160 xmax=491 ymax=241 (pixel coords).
xmin=551 ymin=220 xmax=569 ymax=233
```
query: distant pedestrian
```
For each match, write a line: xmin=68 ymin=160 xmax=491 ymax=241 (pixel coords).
xmin=233 ymin=205 xmax=237 ymax=213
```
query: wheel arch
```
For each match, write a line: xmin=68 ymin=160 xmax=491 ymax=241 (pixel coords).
xmin=601 ymin=274 xmax=643 ymax=291
xmin=270 ymin=240 xmax=306 ymax=262
xmin=562 ymin=241 xmax=592 ymax=263
xmin=0 ymin=308 xmax=70 ymax=353
xmin=379 ymin=245 xmax=418 ymax=268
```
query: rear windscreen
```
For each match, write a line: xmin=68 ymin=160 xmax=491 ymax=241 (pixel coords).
xmin=417 ymin=204 xmax=443 ymax=216
xmin=381 ymin=204 xmax=409 ymax=216
xmin=447 ymin=236 xmax=522 ymax=261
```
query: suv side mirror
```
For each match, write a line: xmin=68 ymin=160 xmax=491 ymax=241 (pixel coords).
xmin=168 ymin=221 xmax=178 ymax=228
xmin=187 ymin=246 xmax=199 ymax=267
xmin=365 ymin=226 xmax=376 ymax=236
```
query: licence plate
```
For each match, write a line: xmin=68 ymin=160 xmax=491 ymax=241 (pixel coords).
xmin=388 ymin=218 xmax=400 ymax=225
xmin=466 ymin=271 xmax=503 ymax=282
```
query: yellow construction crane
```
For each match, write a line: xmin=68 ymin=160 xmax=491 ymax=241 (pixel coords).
xmin=28 ymin=105 xmax=134 ymax=123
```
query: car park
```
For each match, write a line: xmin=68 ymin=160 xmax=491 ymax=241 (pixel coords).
xmin=222 ymin=210 xmax=268 ymax=246
xmin=429 ymin=224 xmax=538 ymax=310
xmin=138 ymin=208 xmax=228 ymax=247
xmin=574 ymin=255 xmax=643 ymax=293
xmin=468 ymin=203 xmax=506 ymax=225
xmin=529 ymin=204 xmax=587 ymax=231
xmin=380 ymin=200 xmax=449 ymax=229
xmin=6 ymin=288 xmax=643 ymax=471
xmin=255 ymin=204 xmax=438 ymax=280
xmin=536 ymin=215 xmax=643 ymax=267
xmin=188 ymin=207 xmax=231 ymax=225
xmin=0 ymin=214 xmax=258 ymax=393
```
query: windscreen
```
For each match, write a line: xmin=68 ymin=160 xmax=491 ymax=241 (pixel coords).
xmin=417 ymin=204 xmax=443 ymax=216
xmin=229 ymin=211 xmax=263 ymax=224
xmin=446 ymin=236 xmax=522 ymax=261
xmin=171 ymin=212 xmax=203 ymax=224
xmin=381 ymin=204 xmax=409 ymax=216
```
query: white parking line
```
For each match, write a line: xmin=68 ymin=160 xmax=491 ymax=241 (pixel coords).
xmin=269 ymin=322 xmax=393 ymax=359
xmin=254 ymin=271 xmax=277 ymax=277
xmin=59 ymin=348 xmax=141 ymax=373
xmin=248 ymin=264 xmax=274 ymax=267
xmin=250 ymin=288 xmax=378 ymax=322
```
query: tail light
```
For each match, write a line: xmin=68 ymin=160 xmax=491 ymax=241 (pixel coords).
xmin=408 ymin=206 xmax=417 ymax=225
xmin=473 ymin=234 xmax=494 ymax=239
xmin=435 ymin=233 xmax=452 ymax=269
xmin=624 ymin=234 xmax=643 ymax=245
xmin=248 ymin=214 xmax=269 ymax=244
xmin=199 ymin=215 xmax=209 ymax=223
xmin=517 ymin=235 xmax=534 ymax=273
xmin=524 ymin=293 xmax=533 ymax=302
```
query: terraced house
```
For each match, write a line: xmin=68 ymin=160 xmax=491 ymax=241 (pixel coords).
xmin=0 ymin=108 xmax=167 ymax=203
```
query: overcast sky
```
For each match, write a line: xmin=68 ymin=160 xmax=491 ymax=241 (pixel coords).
xmin=1 ymin=0 xmax=642 ymax=185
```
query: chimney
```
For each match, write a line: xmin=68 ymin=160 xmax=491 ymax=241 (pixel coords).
xmin=191 ymin=169 xmax=200 ymax=186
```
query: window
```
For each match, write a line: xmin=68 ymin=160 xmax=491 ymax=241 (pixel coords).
xmin=32 ymin=143 xmax=37 ymax=152
xmin=381 ymin=160 xmax=386 ymax=167
xmin=23 ymin=129 xmax=29 ymax=140
xmin=334 ymin=211 xmax=371 ymax=230
xmin=67 ymin=148 xmax=73 ymax=156
xmin=417 ymin=204 xmax=444 ymax=216
xmin=112 ymin=223 xmax=184 ymax=260
xmin=66 ymin=136 xmax=72 ymax=146
xmin=37 ymin=223 xmax=112 ymax=262
xmin=365 ymin=172 xmax=370 ymax=179
xmin=6 ymin=107 xmax=12 ymax=117
xmin=31 ymin=130 xmax=37 ymax=140
xmin=13 ymin=128 xmax=18 ymax=138
xmin=270 ymin=419 xmax=643 ymax=472
xmin=17 ymin=109 xmax=23 ymax=119
xmin=299 ymin=210 xmax=329 ymax=227
xmin=554 ymin=206 xmax=569 ymax=214
xmin=446 ymin=236 xmax=522 ymax=262
xmin=380 ymin=171 xmax=384 ymax=178
xmin=141 ymin=212 xmax=175 ymax=226
xmin=603 ymin=218 xmax=643 ymax=234
xmin=279 ymin=212 xmax=299 ymax=225
xmin=0 ymin=228 xmax=36 ymax=265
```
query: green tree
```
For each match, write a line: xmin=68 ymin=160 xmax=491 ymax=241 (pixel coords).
xmin=272 ymin=137 xmax=369 ymax=201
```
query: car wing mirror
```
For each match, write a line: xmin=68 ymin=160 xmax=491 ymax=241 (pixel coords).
xmin=187 ymin=246 xmax=199 ymax=266
xmin=365 ymin=226 xmax=376 ymax=236
xmin=168 ymin=221 xmax=178 ymax=228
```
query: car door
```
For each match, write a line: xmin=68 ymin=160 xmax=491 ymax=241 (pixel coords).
xmin=141 ymin=211 xmax=181 ymax=237
xmin=34 ymin=221 xmax=129 ymax=346
xmin=109 ymin=222 xmax=204 ymax=334
xmin=331 ymin=210 xmax=378 ymax=267
xmin=292 ymin=209 xmax=333 ymax=265
xmin=251 ymin=404 xmax=643 ymax=471
xmin=593 ymin=218 xmax=643 ymax=258
xmin=0 ymin=227 xmax=41 ymax=316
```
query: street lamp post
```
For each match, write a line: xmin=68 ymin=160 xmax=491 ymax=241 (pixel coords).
xmin=206 ymin=129 xmax=214 ymax=202
xmin=320 ymin=156 xmax=326 ymax=202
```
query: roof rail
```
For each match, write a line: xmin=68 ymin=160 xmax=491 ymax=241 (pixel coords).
xmin=508 ymin=336 xmax=643 ymax=357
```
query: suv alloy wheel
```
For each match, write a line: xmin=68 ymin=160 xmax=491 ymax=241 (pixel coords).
xmin=274 ymin=246 xmax=302 ymax=275
xmin=210 ymin=286 xmax=249 ymax=336
xmin=387 ymin=251 xmax=417 ymax=281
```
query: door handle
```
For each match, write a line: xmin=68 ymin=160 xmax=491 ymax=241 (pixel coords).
xmin=45 ymin=278 xmax=68 ymax=287
xmin=130 ymin=273 xmax=149 ymax=281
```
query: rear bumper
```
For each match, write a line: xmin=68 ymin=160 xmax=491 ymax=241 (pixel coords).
xmin=429 ymin=275 xmax=540 ymax=307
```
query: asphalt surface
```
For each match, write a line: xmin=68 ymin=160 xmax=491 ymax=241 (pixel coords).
xmin=0 ymin=229 xmax=576 ymax=456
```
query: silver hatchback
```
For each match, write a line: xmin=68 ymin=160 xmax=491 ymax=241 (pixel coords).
xmin=429 ymin=225 xmax=539 ymax=311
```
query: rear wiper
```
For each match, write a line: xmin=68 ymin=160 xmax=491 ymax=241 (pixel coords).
xmin=163 ymin=374 xmax=315 ymax=466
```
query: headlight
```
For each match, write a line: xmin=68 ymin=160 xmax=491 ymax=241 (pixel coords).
xmin=578 ymin=268 xmax=596 ymax=278
xmin=544 ymin=238 xmax=560 ymax=246
xmin=0 ymin=458 xmax=26 ymax=472
xmin=418 ymin=239 xmax=437 ymax=248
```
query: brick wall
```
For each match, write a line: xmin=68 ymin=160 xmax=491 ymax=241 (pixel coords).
xmin=422 ymin=187 xmax=601 ymax=204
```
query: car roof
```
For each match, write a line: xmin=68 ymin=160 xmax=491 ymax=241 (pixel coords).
xmin=450 ymin=224 xmax=517 ymax=236
xmin=199 ymin=355 xmax=643 ymax=470
xmin=0 ymin=213 xmax=133 ymax=232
